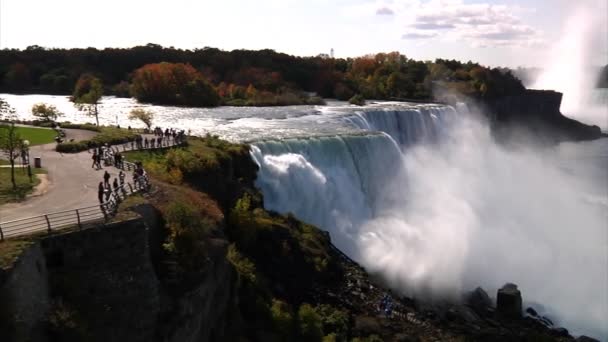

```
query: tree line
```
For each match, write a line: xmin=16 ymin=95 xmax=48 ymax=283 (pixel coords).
xmin=0 ymin=44 xmax=526 ymax=107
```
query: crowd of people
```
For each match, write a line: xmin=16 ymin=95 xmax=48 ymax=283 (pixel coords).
xmin=129 ymin=127 xmax=187 ymax=150
xmin=91 ymin=145 xmax=124 ymax=170
xmin=92 ymin=126 xmax=186 ymax=206
xmin=97 ymin=162 xmax=149 ymax=205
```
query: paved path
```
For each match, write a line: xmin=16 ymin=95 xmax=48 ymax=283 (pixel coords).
xmin=0 ymin=129 xmax=182 ymax=226
xmin=0 ymin=141 xmax=132 ymax=223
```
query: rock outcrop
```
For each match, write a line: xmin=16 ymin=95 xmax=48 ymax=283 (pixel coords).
xmin=484 ymin=89 xmax=604 ymax=143
xmin=496 ymin=283 xmax=523 ymax=319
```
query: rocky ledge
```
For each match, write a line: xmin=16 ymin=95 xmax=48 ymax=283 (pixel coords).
xmin=483 ymin=89 xmax=604 ymax=143
xmin=314 ymin=246 xmax=600 ymax=341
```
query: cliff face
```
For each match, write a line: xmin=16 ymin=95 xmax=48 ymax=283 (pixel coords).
xmin=484 ymin=89 xmax=603 ymax=142
xmin=0 ymin=214 xmax=236 ymax=342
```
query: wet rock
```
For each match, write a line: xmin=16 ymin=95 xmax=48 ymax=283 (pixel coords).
xmin=551 ymin=327 xmax=569 ymax=337
xmin=467 ymin=287 xmax=492 ymax=316
xmin=445 ymin=305 xmax=480 ymax=324
xmin=576 ymin=336 xmax=600 ymax=342
xmin=525 ymin=307 xmax=538 ymax=317
xmin=496 ymin=283 xmax=522 ymax=319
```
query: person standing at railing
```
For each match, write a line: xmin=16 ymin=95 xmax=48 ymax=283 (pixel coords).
xmin=113 ymin=178 xmax=119 ymax=197
xmin=98 ymin=182 xmax=104 ymax=204
xmin=104 ymin=182 xmax=112 ymax=201
xmin=92 ymin=151 xmax=98 ymax=169
xmin=103 ymin=170 xmax=110 ymax=186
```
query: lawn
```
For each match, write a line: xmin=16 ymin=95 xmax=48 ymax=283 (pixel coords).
xmin=0 ymin=167 xmax=42 ymax=205
xmin=0 ymin=125 xmax=57 ymax=146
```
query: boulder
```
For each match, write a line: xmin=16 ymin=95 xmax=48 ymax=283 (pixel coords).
xmin=467 ymin=287 xmax=492 ymax=316
xmin=525 ymin=307 xmax=538 ymax=317
xmin=551 ymin=327 xmax=570 ymax=337
xmin=496 ymin=283 xmax=522 ymax=318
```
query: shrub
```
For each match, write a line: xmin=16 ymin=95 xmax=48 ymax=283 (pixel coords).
xmin=271 ymin=299 xmax=295 ymax=341
xmin=227 ymin=243 xmax=257 ymax=284
xmin=348 ymin=94 xmax=366 ymax=106
xmin=298 ymin=304 xmax=323 ymax=342
xmin=162 ymin=200 xmax=215 ymax=276
xmin=56 ymin=141 xmax=88 ymax=153
xmin=315 ymin=305 xmax=349 ymax=340
xmin=56 ymin=127 xmax=137 ymax=153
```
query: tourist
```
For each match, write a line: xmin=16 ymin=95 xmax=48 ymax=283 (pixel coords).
xmin=98 ymin=182 xmax=104 ymax=204
xmin=113 ymin=178 xmax=119 ymax=193
xmin=92 ymin=151 xmax=98 ymax=169
xmin=103 ymin=170 xmax=110 ymax=186
xmin=95 ymin=152 xmax=102 ymax=169
xmin=119 ymin=170 xmax=125 ymax=185
xmin=104 ymin=182 xmax=112 ymax=201
xmin=144 ymin=137 xmax=149 ymax=148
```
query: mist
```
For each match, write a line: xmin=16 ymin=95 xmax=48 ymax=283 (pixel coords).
xmin=357 ymin=112 xmax=608 ymax=339
xmin=530 ymin=0 xmax=608 ymax=130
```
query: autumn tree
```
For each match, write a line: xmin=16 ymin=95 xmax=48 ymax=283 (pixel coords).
xmin=72 ymin=74 xmax=103 ymax=126
xmin=128 ymin=108 xmax=154 ymax=130
xmin=130 ymin=62 xmax=219 ymax=107
xmin=31 ymin=103 xmax=62 ymax=122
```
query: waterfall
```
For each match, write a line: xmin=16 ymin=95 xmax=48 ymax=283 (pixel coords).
xmin=252 ymin=103 xmax=607 ymax=339
xmin=251 ymin=133 xmax=402 ymax=258
xmin=341 ymin=105 xmax=458 ymax=148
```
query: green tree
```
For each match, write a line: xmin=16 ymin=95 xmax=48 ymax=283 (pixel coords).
xmin=72 ymin=74 xmax=103 ymax=126
xmin=128 ymin=108 xmax=154 ymax=130
xmin=0 ymin=98 xmax=15 ymax=120
xmin=0 ymin=121 xmax=24 ymax=190
xmin=31 ymin=103 xmax=62 ymax=122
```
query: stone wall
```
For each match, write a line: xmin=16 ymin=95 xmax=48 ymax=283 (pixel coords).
xmin=40 ymin=218 xmax=160 ymax=342
xmin=0 ymin=242 xmax=50 ymax=342
xmin=0 ymin=209 xmax=237 ymax=342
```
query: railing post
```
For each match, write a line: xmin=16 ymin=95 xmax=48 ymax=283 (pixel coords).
xmin=76 ymin=209 xmax=82 ymax=230
xmin=0 ymin=224 xmax=4 ymax=241
xmin=44 ymin=214 xmax=51 ymax=233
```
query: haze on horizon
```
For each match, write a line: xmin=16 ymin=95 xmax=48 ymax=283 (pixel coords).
xmin=0 ymin=0 xmax=606 ymax=68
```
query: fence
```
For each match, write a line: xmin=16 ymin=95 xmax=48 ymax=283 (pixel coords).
xmin=0 ymin=178 xmax=149 ymax=241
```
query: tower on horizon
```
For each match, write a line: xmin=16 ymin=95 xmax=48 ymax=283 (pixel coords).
xmin=330 ymin=48 xmax=334 ymax=58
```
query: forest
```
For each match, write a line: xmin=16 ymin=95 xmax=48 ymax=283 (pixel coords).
xmin=0 ymin=44 xmax=525 ymax=107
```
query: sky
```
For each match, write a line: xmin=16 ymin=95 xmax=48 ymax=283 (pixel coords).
xmin=0 ymin=0 xmax=606 ymax=68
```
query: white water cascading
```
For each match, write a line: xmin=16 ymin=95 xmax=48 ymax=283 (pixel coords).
xmin=252 ymin=104 xmax=608 ymax=340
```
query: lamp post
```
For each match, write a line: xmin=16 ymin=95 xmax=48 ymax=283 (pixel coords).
xmin=22 ymin=140 xmax=32 ymax=182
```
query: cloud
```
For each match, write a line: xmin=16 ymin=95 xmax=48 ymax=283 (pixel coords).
xmin=412 ymin=22 xmax=455 ymax=30
xmin=388 ymin=0 xmax=545 ymax=47
xmin=402 ymin=31 xmax=438 ymax=39
xmin=376 ymin=7 xmax=395 ymax=15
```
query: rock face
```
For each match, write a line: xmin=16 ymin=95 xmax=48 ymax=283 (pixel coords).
xmin=496 ymin=283 xmax=522 ymax=319
xmin=0 ymin=213 xmax=236 ymax=342
xmin=485 ymin=89 xmax=603 ymax=143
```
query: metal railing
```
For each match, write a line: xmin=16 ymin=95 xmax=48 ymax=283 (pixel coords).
xmin=0 ymin=178 xmax=149 ymax=241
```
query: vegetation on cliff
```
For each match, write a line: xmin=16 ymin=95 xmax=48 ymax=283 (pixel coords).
xmin=0 ymin=45 xmax=525 ymax=106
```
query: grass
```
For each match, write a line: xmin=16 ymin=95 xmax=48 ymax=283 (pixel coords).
xmin=0 ymin=167 xmax=43 ymax=205
xmin=0 ymin=125 xmax=57 ymax=146
xmin=0 ymin=239 xmax=33 ymax=270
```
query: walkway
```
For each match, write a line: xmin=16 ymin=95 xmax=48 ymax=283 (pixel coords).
xmin=0 ymin=138 xmax=133 ymax=223
xmin=0 ymin=128 xmax=182 ymax=234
